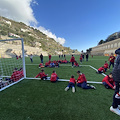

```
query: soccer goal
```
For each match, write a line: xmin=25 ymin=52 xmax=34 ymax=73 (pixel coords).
xmin=0 ymin=38 xmax=26 ymax=91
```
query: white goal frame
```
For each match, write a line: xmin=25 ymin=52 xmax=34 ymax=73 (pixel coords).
xmin=0 ymin=38 xmax=26 ymax=91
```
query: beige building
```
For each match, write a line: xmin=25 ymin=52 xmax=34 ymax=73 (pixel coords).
xmin=91 ymin=38 xmax=120 ymax=56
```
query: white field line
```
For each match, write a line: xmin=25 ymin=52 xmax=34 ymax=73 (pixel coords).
xmin=26 ymin=78 xmax=102 ymax=84
xmin=0 ymin=77 xmax=24 ymax=92
xmin=89 ymin=65 xmax=106 ymax=77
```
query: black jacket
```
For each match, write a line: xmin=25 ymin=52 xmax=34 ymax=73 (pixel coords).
xmin=112 ymin=48 xmax=120 ymax=82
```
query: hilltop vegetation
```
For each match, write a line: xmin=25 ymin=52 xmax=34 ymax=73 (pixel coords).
xmin=0 ymin=16 xmax=80 ymax=55
xmin=98 ymin=32 xmax=120 ymax=45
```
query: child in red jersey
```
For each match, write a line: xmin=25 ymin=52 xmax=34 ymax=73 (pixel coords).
xmin=45 ymin=62 xmax=49 ymax=67
xmin=70 ymin=55 xmax=75 ymax=67
xmin=80 ymin=55 xmax=83 ymax=64
xmin=39 ymin=63 xmax=44 ymax=68
xmin=76 ymin=71 xmax=96 ymax=89
xmin=50 ymin=70 xmax=59 ymax=82
xmin=108 ymin=53 xmax=115 ymax=69
xmin=96 ymin=66 xmax=105 ymax=74
xmin=65 ymin=75 xmax=76 ymax=93
xmin=35 ymin=69 xmax=48 ymax=80
xmin=74 ymin=61 xmax=79 ymax=67
xmin=102 ymin=73 xmax=115 ymax=89
xmin=19 ymin=67 xmax=24 ymax=78
xmin=10 ymin=68 xmax=21 ymax=82
xmin=104 ymin=61 xmax=109 ymax=72
xmin=49 ymin=54 xmax=51 ymax=61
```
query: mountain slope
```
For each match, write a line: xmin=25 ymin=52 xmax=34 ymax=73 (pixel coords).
xmin=0 ymin=16 xmax=80 ymax=56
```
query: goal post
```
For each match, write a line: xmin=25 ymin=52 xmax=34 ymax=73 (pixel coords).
xmin=0 ymin=38 xmax=26 ymax=90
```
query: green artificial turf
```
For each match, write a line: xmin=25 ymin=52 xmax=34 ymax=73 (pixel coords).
xmin=0 ymin=55 xmax=119 ymax=120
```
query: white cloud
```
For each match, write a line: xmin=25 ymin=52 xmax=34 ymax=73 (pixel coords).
xmin=0 ymin=0 xmax=66 ymax=45
xmin=0 ymin=0 xmax=37 ymax=25
xmin=38 ymin=26 xmax=65 ymax=45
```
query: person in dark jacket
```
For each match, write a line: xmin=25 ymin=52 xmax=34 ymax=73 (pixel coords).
xmin=110 ymin=48 xmax=120 ymax=116
xmin=86 ymin=53 xmax=89 ymax=61
xmin=40 ymin=54 xmax=43 ymax=63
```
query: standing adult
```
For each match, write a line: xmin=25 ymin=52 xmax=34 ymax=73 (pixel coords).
xmin=49 ymin=54 xmax=51 ymax=61
xmin=108 ymin=53 xmax=115 ymax=69
xmin=82 ymin=54 xmax=84 ymax=61
xmin=70 ymin=55 xmax=75 ymax=68
xmin=30 ymin=54 xmax=33 ymax=63
xmin=40 ymin=53 xmax=43 ymax=63
xmin=110 ymin=48 xmax=120 ymax=115
xmin=86 ymin=53 xmax=89 ymax=61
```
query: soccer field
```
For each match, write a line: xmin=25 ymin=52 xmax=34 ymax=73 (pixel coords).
xmin=0 ymin=55 xmax=119 ymax=120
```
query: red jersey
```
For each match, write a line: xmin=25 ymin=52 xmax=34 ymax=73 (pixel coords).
xmin=39 ymin=63 xmax=43 ymax=66
xmin=77 ymin=73 xmax=87 ymax=83
xmin=20 ymin=70 xmax=24 ymax=78
xmin=35 ymin=72 xmax=47 ymax=78
xmin=74 ymin=62 xmax=79 ymax=66
xmin=98 ymin=67 xmax=105 ymax=73
xmin=70 ymin=56 xmax=75 ymax=62
xmin=104 ymin=63 xmax=108 ymax=69
xmin=45 ymin=62 xmax=49 ymax=66
xmin=80 ymin=56 xmax=82 ymax=60
xmin=49 ymin=55 xmax=51 ymax=59
xmin=63 ymin=60 xmax=67 ymax=63
xmin=48 ymin=60 xmax=51 ymax=64
xmin=108 ymin=56 xmax=115 ymax=63
xmin=102 ymin=75 xmax=115 ymax=89
xmin=10 ymin=71 xmax=21 ymax=82
xmin=69 ymin=78 xmax=76 ymax=84
xmin=50 ymin=73 xmax=58 ymax=82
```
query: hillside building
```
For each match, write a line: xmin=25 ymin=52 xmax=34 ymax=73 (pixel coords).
xmin=91 ymin=38 xmax=120 ymax=56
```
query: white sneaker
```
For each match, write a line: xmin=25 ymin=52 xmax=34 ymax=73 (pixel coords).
xmin=90 ymin=85 xmax=96 ymax=89
xmin=110 ymin=106 xmax=120 ymax=116
xmin=72 ymin=87 xmax=75 ymax=93
xmin=65 ymin=87 xmax=69 ymax=91
xmin=118 ymin=105 xmax=120 ymax=110
xmin=115 ymin=93 xmax=120 ymax=99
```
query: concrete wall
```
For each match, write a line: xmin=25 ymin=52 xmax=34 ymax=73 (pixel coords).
xmin=91 ymin=38 xmax=120 ymax=56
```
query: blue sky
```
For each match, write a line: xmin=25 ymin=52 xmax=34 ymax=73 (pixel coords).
xmin=1 ymin=0 xmax=120 ymax=52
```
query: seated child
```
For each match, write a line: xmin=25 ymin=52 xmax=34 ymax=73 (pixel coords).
xmin=18 ymin=67 xmax=24 ymax=78
xmin=35 ymin=69 xmax=48 ymax=80
xmin=10 ymin=68 xmax=21 ymax=82
xmin=76 ymin=71 xmax=96 ymax=89
xmin=50 ymin=70 xmax=59 ymax=83
xmin=49 ymin=62 xmax=55 ymax=68
xmin=104 ymin=61 xmax=109 ymax=72
xmin=63 ymin=59 xmax=68 ymax=63
xmin=45 ymin=62 xmax=50 ymax=67
xmin=74 ymin=61 xmax=79 ymax=67
xmin=96 ymin=66 xmax=105 ymax=74
xmin=65 ymin=75 xmax=76 ymax=93
xmin=55 ymin=62 xmax=59 ymax=68
xmin=39 ymin=63 xmax=44 ymax=68
xmin=102 ymin=73 xmax=115 ymax=89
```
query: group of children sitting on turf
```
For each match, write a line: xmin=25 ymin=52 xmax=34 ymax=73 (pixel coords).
xmin=96 ymin=61 xmax=116 ymax=90
xmin=36 ymin=60 xmax=116 ymax=93
xmin=0 ymin=67 xmax=24 ymax=89
xmin=35 ymin=69 xmax=96 ymax=93
xmin=96 ymin=61 xmax=109 ymax=74
xmin=35 ymin=69 xmax=59 ymax=83
xmin=9 ymin=68 xmax=24 ymax=82
xmin=38 ymin=59 xmax=80 ymax=68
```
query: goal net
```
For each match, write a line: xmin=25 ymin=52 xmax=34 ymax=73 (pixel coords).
xmin=0 ymin=38 xmax=26 ymax=91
